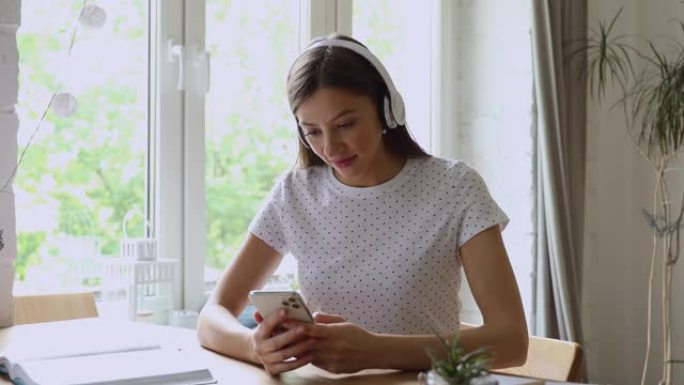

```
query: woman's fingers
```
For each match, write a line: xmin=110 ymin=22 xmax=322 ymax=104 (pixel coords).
xmin=260 ymin=335 xmax=315 ymax=375
xmin=262 ymin=326 xmax=306 ymax=353
xmin=301 ymin=323 xmax=333 ymax=338
xmin=252 ymin=311 xmax=316 ymax=375
xmin=266 ymin=336 xmax=315 ymax=363
xmin=254 ymin=309 xmax=286 ymax=340
xmin=253 ymin=310 xmax=264 ymax=323
xmin=312 ymin=312 xmax=346 ymax=324
xmin=265 ymin=353 xmax=313 ymax=376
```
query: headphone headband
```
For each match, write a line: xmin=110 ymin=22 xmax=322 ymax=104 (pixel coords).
xmin=303 ymin=38 xmax=406 ymax=129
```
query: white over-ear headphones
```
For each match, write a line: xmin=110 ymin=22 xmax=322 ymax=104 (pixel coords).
xmin=303 ymin=38 xmax=407 ymax=129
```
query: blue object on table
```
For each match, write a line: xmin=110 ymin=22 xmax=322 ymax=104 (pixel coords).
xmin=238 ymin=304 xmax=258 ymax=329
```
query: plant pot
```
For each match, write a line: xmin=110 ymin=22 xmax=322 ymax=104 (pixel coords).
xmin=418 ymin=370 xmax=498 ymax=385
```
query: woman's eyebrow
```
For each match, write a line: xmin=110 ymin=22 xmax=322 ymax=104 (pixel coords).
xmin=299 ymin=109 xmax=356 ymax=127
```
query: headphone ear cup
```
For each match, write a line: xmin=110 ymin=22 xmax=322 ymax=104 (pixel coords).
xmin=392 ymin=93 xmax=406 ymax=126
xmin=383 ymin=96 xmax=397 ymax=129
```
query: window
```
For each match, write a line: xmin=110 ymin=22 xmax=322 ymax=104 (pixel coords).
xmin=15 ymin=0 xmax=150 ymax=295
xmin=201 ymin=0 xmax=439 ymax=296
xmin=203 ymin=0 xmax=301 ymax=292
xmin=354 ymin=0 xmax=535 ymax=324
xmin=13 ymin=0 xmax=535 ymax=325
xmin=352 ymin=0 xmax=433 ymax=151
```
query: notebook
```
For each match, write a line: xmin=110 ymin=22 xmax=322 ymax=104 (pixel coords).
xmin=0 ymin=335 xmax=216 ymax=385
xmin=489 ymin=373 xmax=545 ymax=385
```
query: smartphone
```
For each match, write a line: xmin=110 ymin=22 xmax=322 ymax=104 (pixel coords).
xmin=248 ymin=290 xmax=314 ymax=324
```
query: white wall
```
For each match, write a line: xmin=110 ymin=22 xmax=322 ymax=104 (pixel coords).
xmin=0 ymin=0 xmax=20 ymax=327
xmin=583 ymin=1 xmax=684 ymax=384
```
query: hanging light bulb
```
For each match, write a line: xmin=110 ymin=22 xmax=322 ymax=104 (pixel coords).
xmin=52 ymin=92 xmax=78 ymax=117
xmin=79 ymin=4 xmax=107 ymax=29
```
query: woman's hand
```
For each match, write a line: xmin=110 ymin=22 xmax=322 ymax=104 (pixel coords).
xmin=289 ymin=312 xmax=379 ymax=374
xmin=250 ymin=309 xmax=315 ymax=375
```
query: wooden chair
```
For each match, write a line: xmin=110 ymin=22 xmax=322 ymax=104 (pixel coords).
xmin=491 ymin=335 xmax=583 ymax=382
xmin=14 ymin=292 xmax=98 ymax=325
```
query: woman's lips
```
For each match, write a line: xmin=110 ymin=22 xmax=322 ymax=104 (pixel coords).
xmin=331 ymin=156 xmax=356 ymax=169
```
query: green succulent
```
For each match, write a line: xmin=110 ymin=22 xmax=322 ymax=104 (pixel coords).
xmin=427 ymin=334 xmax=491 ymax=385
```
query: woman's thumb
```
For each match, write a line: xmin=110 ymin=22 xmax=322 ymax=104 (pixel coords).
xmin=313 ymin=312 xmax=346 ymax=324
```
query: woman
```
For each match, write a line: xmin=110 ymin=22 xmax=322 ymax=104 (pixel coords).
xmin=197 ymin=33 xmax=528 ymax=376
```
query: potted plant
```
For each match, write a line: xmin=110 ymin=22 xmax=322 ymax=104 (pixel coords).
xmin=419 ymin=334 xmax=495 ymax=385
xmin=573 ymin=8 xmax=684 ymax=385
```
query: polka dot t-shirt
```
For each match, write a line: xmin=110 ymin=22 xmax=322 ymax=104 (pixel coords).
xmin=248 ymin=156 xmax=508 ymax=335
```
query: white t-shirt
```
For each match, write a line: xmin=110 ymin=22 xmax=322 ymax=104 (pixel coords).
xmin=248 ymin=156 xmax=508 ymax=335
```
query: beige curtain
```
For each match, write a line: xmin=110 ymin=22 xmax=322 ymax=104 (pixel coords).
xmin=0 ymin=0 xmax=21 ymax=327
xmin=530 ymin=0 xmax=586 ymax=343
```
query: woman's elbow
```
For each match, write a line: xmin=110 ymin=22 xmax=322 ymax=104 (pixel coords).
xmin=503 ymin=325 xmax=528 ymax=367
xmin=195 ymin=309 xmax=210 ymax=346
xmin=195 ymin=304 xmax=221 ymax=349
xmin=489 ymin=323 xmax=528 ymax=368
xmin=510 ymin=327 xmax=529 ymax=367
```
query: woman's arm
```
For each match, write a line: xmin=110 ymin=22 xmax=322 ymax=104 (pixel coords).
xmin=196 ymin=233 xmax=283 ymax=363
xmin=296 ymin=225 xmax=527 ymax=372
xmin=457 ymin=225 xmax=528 ymax=368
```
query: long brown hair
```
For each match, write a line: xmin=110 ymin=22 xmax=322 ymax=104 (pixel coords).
xmin=287 ymin=33 xmax=428 ymax=167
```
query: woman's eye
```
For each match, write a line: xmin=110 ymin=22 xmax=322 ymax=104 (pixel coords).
xmin=338 ymin=120 xmax=355 ymax=129
xmin=304 ymin=130 xmax=320 ymax=137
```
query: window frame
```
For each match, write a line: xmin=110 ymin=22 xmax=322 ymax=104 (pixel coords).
xmin=11 ymin=0 xmax=484 ymax=318
xmin=162 ymin=0 xmax=512 ymax=318
xmin=158 ymin=0 xmax=358 ymax=310
xmin=152 ymin=0 xmax=185 ymax=310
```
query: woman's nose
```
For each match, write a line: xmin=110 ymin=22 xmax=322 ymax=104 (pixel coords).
xmin=323 ymin=132 xmax=344 ymax=157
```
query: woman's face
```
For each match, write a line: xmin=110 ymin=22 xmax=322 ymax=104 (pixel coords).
xmin=296 ymin=87 xmax=398 ymax=187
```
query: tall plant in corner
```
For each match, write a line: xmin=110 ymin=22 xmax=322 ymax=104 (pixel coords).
xmin=573 ymin=8 xmax=684 ymax=385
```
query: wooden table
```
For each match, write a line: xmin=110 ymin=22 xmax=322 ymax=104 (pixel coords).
xmin=0 ymin=318 xmax=584 ymax=384
xmin=0 ymin=318 xmax=422 ymax=385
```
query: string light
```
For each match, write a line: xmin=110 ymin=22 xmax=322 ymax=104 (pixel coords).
xmin=0 ymin=1 xmax=105 ymax=194
xmin=52 ymin=92 xmax=78 ymax=117
xmin=79 ymin=4 xmax=107 ymax=29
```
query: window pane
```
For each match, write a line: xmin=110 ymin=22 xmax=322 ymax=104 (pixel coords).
xmin=15 ymin=1 xmax=149 ymax=294
xmin=352 ymin=0 xmax=432 ymax=151
xmin=204 ymin=0 xmax=300 ymax=288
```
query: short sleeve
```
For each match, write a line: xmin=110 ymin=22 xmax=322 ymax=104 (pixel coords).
xmin=455 ymin=166 xmax=509 ymax=248
xmin=248 ymin=178 xmax=289 ymax=254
